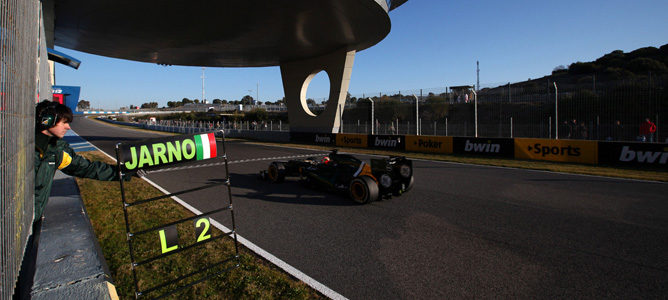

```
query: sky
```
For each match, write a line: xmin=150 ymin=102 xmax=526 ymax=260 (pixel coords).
xmin=54 ymin=0 xmax=668 ymax=110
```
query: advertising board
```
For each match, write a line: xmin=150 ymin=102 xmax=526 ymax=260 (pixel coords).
xmin=405 ymin=135 xmax=453 ymax=154
xmin=336 ymin=134 xmax=368 ymax=148
xmin=369 ymin=135 xmax=405 ymax=151
xmin=514 ymin=138 xmax=597 ymax=164
xmin=453 ymin=137 xmax=514 ymax=158
xmin=290 ymin=132 xmax=336 ymax=146
xmin=598 ymin=142 xmax=668 ymax=167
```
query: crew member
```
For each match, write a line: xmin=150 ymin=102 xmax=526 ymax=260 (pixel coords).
xmin=15 ymin=101 xmax=135 ymax=299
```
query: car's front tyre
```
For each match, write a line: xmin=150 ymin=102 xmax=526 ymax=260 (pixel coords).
xmin=268 ymin=162 xmax=286 ymax=183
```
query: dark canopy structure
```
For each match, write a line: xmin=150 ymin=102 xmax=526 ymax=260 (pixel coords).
xmin=45 ymin=0 xmax=407 ymax=133
xmin=49 ymin=0 xmax=406 ymax=67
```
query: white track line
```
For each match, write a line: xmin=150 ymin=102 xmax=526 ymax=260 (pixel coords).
xmin=72 ymin=129 xmax=347 ymax=300
xmin=147 ymin=153 xmax=328 ymax=174
xmin=138 ymin=177 xmax=347 ymax=300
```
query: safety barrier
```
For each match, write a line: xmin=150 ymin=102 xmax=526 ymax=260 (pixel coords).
xmin=96 ymin=119 xmax=667 ymax=168
xmin=291 ymin=132 xmax=667 ymax=168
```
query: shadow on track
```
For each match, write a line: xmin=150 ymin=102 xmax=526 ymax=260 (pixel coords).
xmin=209 ymin=174 xmax=358 ymax=207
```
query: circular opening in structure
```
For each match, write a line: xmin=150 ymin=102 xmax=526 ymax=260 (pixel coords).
xmin=300 ymin=70 xmax=330 ymax=116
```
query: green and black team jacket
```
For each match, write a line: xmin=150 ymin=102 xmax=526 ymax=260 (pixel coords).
xmin=34 ymin=132 xmax=121 ymax=221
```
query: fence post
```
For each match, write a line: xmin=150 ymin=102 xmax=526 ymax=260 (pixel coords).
xmin=549 ymin=117 xmax=552 ymax=139
xmin=554 ymin=82 xmax=559 ymax=140
xmin=511 ymin=117 xmax=514 ymax=138
xmin=414 ymin=94 xmax=419 ymax=135
xmin=446 ymin=117 xmax=449 ymax=136
xmin=597 ymin=116 xmax=600 ymax=140
xmin=656 ymin=113 xmax=660 ymax=143
xmin=473 ymin=89 xmax=478 ymax=137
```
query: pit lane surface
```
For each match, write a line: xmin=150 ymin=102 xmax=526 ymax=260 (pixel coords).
xmin=72 ymin=117 xmax=668 ymax=299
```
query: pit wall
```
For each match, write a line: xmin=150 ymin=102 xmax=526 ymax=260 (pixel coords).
xmin=96 ymin=119 xmax=667 ymax=168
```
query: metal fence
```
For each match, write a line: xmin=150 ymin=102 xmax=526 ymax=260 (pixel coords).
xmin=1 ymin=1 xmax=41 ymax=298
xmin=338 ymin=79 xmax=666 ymax=142
xmin=144 ymin=78 xmax=667 ymax=143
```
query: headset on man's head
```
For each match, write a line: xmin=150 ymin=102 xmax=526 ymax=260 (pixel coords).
xmin=38 ymin=101 xmax=60 ymax=129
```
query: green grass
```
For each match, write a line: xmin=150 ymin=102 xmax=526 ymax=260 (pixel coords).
xmin=76 ymin=151 xmax=322 ymax=300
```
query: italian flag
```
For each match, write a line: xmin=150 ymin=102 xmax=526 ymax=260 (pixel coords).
xmin=194 ymin=132 xmax=217 ymax=160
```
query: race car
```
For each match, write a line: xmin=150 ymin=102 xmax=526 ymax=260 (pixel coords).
xmin=259 ymin=150 xmax=414 ymax=204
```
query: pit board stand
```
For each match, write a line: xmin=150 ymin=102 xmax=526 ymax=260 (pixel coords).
xmin=114 ymin=130 xmax=239 ymax=299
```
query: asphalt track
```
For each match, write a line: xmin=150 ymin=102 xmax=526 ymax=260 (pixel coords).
xmin=71 ymin=117 xmax=668 ymax=299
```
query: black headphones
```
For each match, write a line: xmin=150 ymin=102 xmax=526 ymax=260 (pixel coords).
xmin=38 ymin=102 xmax=59 ymax=129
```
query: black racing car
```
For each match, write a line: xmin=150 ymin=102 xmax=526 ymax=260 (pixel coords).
xmin=259 ymin=150 xmax=414 ymax=204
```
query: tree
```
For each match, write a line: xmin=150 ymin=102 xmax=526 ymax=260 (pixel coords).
xmin=246 ymin=108 xmax=268 ymax=121
xmin=552 ymin=65 xmax=567 ymax=75
xmin=181 ymin=98 xmax=193 ymax=105
xmin=626 ymin=57 xmax=668 ymax=74
xmin=141 ymin=102 xmax=158 ymax=109
xmin=345 ymin=92 xmax=354 ymax=104
xmin=167 ymin=101 xmax=183 ymax=108
xmin=77 ymin=100 xmax=90 ymax=110
xmin=212 ymin=99 xmax=222 ymax=104
xmin=241 ymin=95 xmax=254 ymax=105
xmin=306 ymin=99 xmax=316 ymax=106
xmin=628 ymin=47 xmax=659 ymax=60
xmin=595 ymin=50 xmax=625 ymax=68
xmin=568 ymin=62 xmax=599 ymax=75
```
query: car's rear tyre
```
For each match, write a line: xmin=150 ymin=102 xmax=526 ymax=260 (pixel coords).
xmin=405 ymin=176 xmax=414 ymax=192
xmin=268 ymin=162 xmax=286 ymax=183
xmin=349 ymin=176 xmax=379 ymax=204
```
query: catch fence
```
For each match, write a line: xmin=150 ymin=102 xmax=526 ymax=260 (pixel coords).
xmin=1 ymin=1 xmax=43 ymax=298
xmin=339 ymin=79 xmax=666 ymax=142
xmin=141 ymin=78 xmax=666 ymax=144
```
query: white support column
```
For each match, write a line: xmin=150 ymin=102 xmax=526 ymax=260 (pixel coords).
xmin=280 ymin=48 xmax=355 ymax=133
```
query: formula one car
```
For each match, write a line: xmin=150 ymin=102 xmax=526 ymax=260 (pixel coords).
xmin=259 ymin=150 xmax=414 ymax=204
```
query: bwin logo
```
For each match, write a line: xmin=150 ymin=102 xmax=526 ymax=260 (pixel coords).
xmin=464 ymin=140 xmax=500 ymax=153
xmin=375 ymin=138 xmax=399 ymax=147
xmin=619 ymin=146 xmax=668 ymax=164
xmin=315 ymin=135 xmax=331 ymax=143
